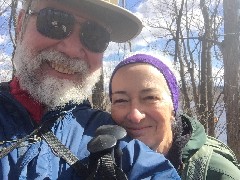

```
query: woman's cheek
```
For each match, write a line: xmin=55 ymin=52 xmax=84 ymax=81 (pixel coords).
xmin=111 ymin=108 xmax=123 ymax=124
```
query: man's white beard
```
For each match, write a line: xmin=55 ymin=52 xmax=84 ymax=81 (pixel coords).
xmin=13 ymin=42 xmax=100 ymax=110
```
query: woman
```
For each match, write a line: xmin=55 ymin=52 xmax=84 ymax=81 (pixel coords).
xmin=109 ymin=53 xmax=240 ymax=179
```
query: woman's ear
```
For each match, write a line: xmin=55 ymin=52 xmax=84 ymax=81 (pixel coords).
xmin=170 ymin=110 xmax=175 ymax=121
xmin=16 ymin=10 xmax=26 ymax=40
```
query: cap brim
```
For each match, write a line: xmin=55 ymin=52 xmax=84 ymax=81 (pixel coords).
xmin=65 ymin=0 xmax=143 ymax=43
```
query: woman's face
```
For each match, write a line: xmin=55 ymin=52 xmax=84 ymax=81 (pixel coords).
xmin=111 ymin=63 xmax=175 ymax=154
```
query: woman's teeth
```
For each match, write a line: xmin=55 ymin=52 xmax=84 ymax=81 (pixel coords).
xmin=51 ymin=63 xmax=75 ymax=74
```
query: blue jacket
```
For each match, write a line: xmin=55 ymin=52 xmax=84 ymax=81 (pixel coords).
xmin=0 ymin=83 xmax=180 ymax=180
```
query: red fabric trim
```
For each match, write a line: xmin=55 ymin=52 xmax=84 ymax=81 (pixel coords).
xmin=10 ymin=77 xmax=43 ymax=123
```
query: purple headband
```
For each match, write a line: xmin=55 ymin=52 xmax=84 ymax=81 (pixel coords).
xmin=109 ymin=54 xmax=179 ymax=113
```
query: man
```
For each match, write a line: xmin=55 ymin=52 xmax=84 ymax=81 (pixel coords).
xmin=0 ymin=0 xmax=180 ymax=179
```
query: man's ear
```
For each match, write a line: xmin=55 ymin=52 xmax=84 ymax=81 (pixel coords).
xmin=16 ymin=10 xmax=26 ymax=39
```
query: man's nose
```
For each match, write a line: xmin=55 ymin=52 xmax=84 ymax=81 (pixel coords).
xmin=127 ymin=108 xmax=146 ymax=123
xmin=55 ymin=26 xmax=85 ymax=58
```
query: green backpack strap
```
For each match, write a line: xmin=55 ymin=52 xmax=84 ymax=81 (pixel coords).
xmin=205 ymin=136 xmax=240 ymax=170
xmin=182 ymin=145 xmax=213 ymax=180
xmin=182 ymin=136 xmax=240 ymax=180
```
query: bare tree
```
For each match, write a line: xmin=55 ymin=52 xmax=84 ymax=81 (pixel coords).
xmin=139 ymin=0 xmax=224 ymax=137
xmin=223 ymin=0 xmax=240 ymax=160
xmin=0 ymin=0 xmax=18 ymax=82
xmin=9 ymin=0 xmax=18 ymax=54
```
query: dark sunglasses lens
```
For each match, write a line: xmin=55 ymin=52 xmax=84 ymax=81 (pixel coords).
xmin=36 ymin=8 xmax=74 ymax=39
xmin=80 ymin=21 xmax=110 ymax=53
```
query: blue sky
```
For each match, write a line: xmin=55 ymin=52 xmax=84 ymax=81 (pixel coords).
xmin=124 ymin=0 xmax=143 ymax=11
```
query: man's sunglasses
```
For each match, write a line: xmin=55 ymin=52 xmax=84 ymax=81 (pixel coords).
xmin=28 ymin=8 xmax=110 ymax=53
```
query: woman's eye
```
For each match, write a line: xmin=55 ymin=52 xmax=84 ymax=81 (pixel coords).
xmin=113 ymin=99 xmax=128 ymax=104
xmin=144 ymin=96 xmax=159 ymax=101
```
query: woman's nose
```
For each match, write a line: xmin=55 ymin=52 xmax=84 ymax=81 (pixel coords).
xmin=127 ymin=108 xmax=146 ymax=123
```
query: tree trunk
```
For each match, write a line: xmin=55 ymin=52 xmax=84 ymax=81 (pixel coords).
xmin=223 ymin=0 xmax=240 ymax=160
xmin=207 ymin=45 xmax=215 ymax=137
xmin=199 ymin=0 xmax=209 ymax=130
xmin=92 ymin=68 xmax=105 ymax=110
xmin=199 ymin=0 xmax=215 ymax=135
xmin=9 ymin=0 xmax=19 ymax=76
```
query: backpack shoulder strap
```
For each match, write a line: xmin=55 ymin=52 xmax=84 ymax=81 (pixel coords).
xmin=182 ymin=143 xmax=213 ymax=180
xmin=182 ymin=136 xmax=240 ymax=180
xmin=205 ymin=136 xmax=240 ymax=169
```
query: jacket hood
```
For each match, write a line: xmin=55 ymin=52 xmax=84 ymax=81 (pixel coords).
xmin=181 ymin=114 xmax=207 ymax=160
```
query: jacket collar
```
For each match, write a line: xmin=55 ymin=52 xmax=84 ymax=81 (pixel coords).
xmin=10 ymin=77 xmax=44 ymax=124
